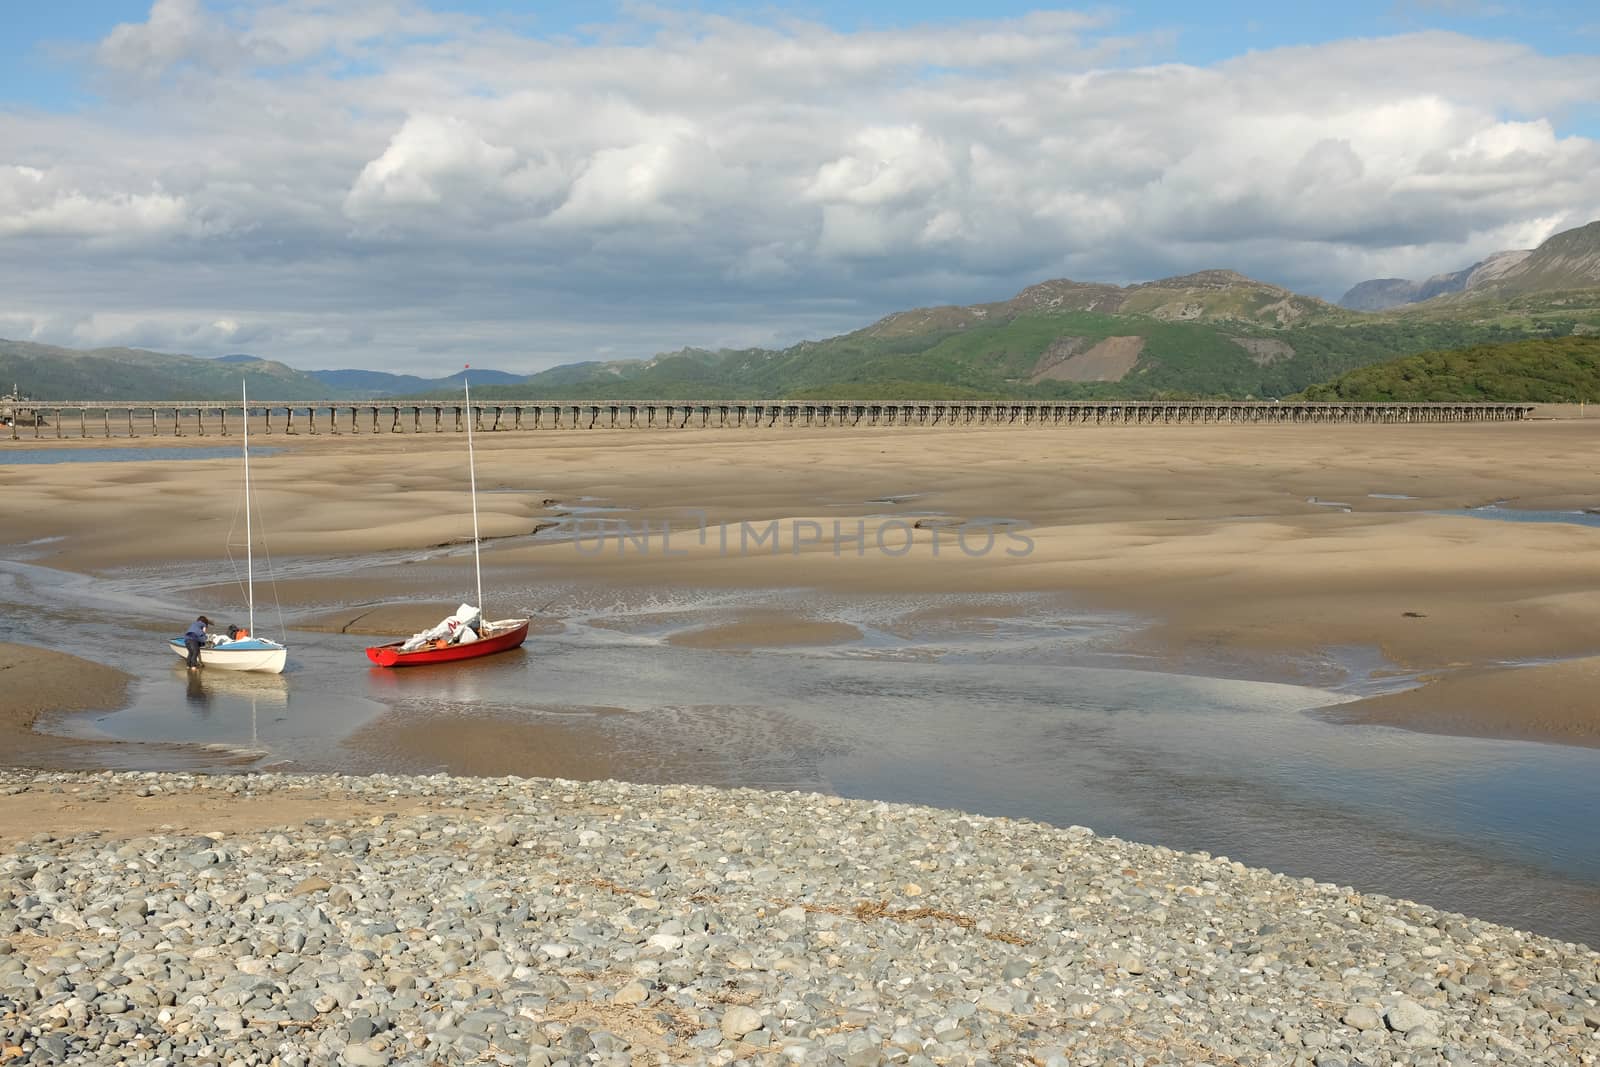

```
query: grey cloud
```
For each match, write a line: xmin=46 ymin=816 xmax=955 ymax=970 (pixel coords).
xmin=96 ymin=0 xmax=243 ymax=75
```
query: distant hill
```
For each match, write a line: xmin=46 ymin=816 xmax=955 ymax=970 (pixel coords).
xmin=1299 ymin=336 xmax=1600 ymax=402
xmin=0 ymin=341 xmax=530 ymax=401
xmin=460 ymin=269 xmax=1369 ymax=401
xmin=1342 ymin=219 xmax=1600 ymax=315
xmin=0 ymin=339 xmax=351 ymax=401
xmin=310 ymin=367 xmax=525 ymax=396
xmin=306 ymin=368 xmax=435 ymax=393
xmin=435 ymin=368 xmax=526 ymax=388
xmin=470 ymin=258 xmax=1597 ymax=402
xmin=864 ymin=269 xmax=1357 ymax=337
xmin=1477 ymin=220 xmax=1600 ymax=295
xmin=1341 ymin=250 xmax=1532 ymax=311
xmin=457 ymin=270 xmax=1367 ymax=401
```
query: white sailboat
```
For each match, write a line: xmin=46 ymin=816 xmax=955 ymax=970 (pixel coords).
xmin=169 ymin=382 xmax=288 ymax=673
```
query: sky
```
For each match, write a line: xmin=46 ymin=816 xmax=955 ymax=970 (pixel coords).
xmin=2 ymin=1 xmax=1599 ymax=374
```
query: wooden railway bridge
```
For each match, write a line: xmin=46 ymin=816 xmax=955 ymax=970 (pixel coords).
xmin=6 ymin=399 xmax=1535 ymax=439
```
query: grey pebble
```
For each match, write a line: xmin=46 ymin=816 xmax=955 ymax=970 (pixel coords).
xmin=341 ymin=1041 xmax=390 ymax=1066
xmin=0 ymin=768 xmax=1592 ymax=1067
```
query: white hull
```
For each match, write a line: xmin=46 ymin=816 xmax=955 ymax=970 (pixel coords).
xmin=170 ymin=641 xmax=287 ymax=674
xmin=167 ymin=381 xmax=289 ymax=674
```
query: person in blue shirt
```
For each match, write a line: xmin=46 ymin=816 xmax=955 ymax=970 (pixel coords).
xmin=183 ymin=616 xmax=212 ymax=669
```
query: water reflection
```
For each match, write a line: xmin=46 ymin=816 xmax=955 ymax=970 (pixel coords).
xmin=1441 ymin=505 xmax=1600 ymax=529
xmin=43 ymin=650 xmax=359 ymax=767
xmin=185 ymin=671 xmax=211 ymax=715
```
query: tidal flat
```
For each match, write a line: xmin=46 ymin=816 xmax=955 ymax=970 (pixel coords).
xmin=4 ymin=423 xmax=1600 ymax=952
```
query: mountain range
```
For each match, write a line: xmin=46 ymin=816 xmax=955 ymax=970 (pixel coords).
xmin=1339 ymin=250 xmax=1533 ymax=311
xmin=6 ymin=219 xmax=1599 ymax=403
xmin=283 ymin=364 xmax=522 ymax=394
xmin=1339 ymin=220 xmax=1600 ymax=311
xmin=480 ymin=219 xmax=1600 ymax=401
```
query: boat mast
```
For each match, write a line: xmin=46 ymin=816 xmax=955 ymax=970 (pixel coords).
xmin=464 ymin=367 xmax=484 ymax=612
xmin=242 ymin=380 xmax=255 ymax=636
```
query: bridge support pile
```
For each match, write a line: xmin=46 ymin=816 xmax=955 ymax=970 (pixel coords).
xmin=8 ymin=399 xmax=1535 ymax=439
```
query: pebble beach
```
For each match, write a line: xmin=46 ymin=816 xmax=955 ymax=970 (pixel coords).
xmin=1 ymin=770 xmax=1595 ymax=1067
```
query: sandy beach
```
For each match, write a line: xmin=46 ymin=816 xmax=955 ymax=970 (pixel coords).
xmin=5 ymin=420 xmax=1600 ymax=750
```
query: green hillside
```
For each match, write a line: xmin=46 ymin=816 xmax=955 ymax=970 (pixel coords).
xmin=1299 ymin=336 xmax=1600 ymax=402
xmin=470 ymin=315 xmax=1575 ymax=402
xmin=1374 ymin=287 xmax=1600 ymax=330
xmin=0 ymin=340 xmax=354 ymax=401
xmin=7 ymin=312 xmax=1586 ymax=405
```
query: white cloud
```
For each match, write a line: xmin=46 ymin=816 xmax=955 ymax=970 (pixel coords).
xmin=0 ymin=166 xmax=195 ymax=239
xmin=345 ymin=114 xmax=520 ymax=215
xmin=806 ymin=125 xmax=955 ymax=208
xmin=547 ymin=129 xmax=734 ymax=229
xmin=1 ymin=5 xmax=1597 ymax=372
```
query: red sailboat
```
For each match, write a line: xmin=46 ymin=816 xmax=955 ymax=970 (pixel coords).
xmin=365 ymin=369 xmax=530 ymax=668
xmin=364 ymin=618 xmax=529 ymax=667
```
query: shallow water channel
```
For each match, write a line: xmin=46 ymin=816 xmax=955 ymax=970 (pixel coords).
xmin=3 ymin=558 xmax=1598 ymax=949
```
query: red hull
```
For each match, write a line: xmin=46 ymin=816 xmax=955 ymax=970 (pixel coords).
xmin=365 ymin=619 xmax=530 ymax=668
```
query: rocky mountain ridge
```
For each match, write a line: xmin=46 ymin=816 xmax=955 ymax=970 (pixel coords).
xmin=1340 ymin=250 xmax=1534 ymax=311
xmin=1339 ymin=218 xmax=1600 ymax=310
xmin=865 ymin=269 xmax=1349 ymax=339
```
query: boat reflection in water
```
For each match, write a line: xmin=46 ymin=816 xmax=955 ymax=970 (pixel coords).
xmin=175 ymin=669 xmax=290 ymax=758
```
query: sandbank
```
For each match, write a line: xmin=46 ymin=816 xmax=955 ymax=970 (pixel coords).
xmin=1323 ymin=656 xmax=1600 ymax=748
xmin=0 ymin=642 xmax=132 ymax=767
xmin=6 ymin=421 xmax=1600 ymax=748
xmin=0 ymin=642 xmax=265 ymax=773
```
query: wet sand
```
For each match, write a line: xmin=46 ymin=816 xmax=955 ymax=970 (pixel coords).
xmin=0 ymin=641 xmax=266 ymax=772
xmin=294 ymin=601 xmax=566 ymax=637
xmin=665 ymin=611 xmax=865 ymax=649
xmin=0 ymin=771 xmax=431 ymax=850
xmin=0 ymin=641 xmax=132 ymax=765
xmin=1325 ymin=656 xmax=1600 ymax=748
xmin=6 ymin=422 xmax=1600 ymax=749
xmin=345 ymin=700 xmax=842 ymax=786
